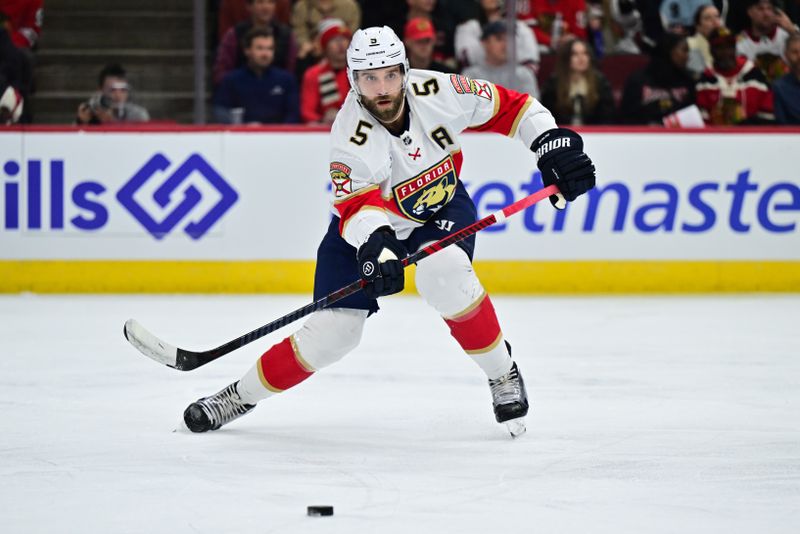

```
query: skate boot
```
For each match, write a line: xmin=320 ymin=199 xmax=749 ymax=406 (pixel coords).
xmin=488 ymin=361 xmax=529 ymax=438
xmin=183 ymin=381 xmax=255 ymax=432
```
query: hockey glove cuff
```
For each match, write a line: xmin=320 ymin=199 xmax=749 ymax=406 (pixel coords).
xmin=531 ymin=127 xmax=596 ymax=209
xmin=357 ymin=227 xmax=407 ymax=299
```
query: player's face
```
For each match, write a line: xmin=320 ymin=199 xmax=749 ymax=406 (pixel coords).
xmin=356 ymin=66 xmax=405 ymax=122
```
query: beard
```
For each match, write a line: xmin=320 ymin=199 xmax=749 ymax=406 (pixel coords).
xmin=361 ymin=91 xmax=405 ymax=123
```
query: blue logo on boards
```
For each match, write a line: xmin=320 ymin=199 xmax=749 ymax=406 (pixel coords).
xmin=1 ymin=153 xmax=238 ymax=239
xmin=116 ymin=154 xmax=238 ymax=239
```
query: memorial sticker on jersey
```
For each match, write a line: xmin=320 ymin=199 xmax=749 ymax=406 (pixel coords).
xmin=392 ymin=156 xmax=457 ymax=223
xmin=330 ymin=161 xmax=352 ymax=197
xmin=450 ymin=74 xmax=474 ymax=95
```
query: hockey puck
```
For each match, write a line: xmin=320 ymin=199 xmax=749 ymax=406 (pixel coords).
xmin=307 ymin=505 xmax=333 ymax=517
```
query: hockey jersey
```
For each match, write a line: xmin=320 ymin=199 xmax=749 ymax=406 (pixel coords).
xmin=328 ymin=68 xmax=557 ymax=249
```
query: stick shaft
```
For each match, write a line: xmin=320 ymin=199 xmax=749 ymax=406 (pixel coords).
xmin=136 ymin=185 xmax=558 ymax=371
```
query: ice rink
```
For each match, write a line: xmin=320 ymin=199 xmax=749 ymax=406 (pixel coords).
xmin=1 ymin=293 xmax=798 ymax=533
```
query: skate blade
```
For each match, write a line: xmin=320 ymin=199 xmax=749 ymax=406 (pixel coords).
xmin=504 ymin=418 xmax=526 ymax=438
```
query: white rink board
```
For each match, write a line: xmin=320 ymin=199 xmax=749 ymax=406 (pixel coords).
xmin=0 ymin=130 xmax=798 ymax=260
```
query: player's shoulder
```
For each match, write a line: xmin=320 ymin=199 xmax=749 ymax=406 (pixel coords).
xmin=408 ymin=68 xmax=463 ymax=95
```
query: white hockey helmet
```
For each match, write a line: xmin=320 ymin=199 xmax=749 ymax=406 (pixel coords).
xmin=346 ymin=26 xmax=409 ymax=97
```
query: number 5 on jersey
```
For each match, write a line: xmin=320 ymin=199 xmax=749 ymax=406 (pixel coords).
xmin=350 ymin=120 xmax=373 ymax=146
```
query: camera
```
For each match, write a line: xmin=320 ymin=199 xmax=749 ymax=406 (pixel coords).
xmin=87 ymin=92 xmax=112 ymax=113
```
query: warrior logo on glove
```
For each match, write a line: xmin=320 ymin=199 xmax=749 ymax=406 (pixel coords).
xmin=357 ymin=227 xmax=407 ymax=299
xmin=362 ymin=261 xmax=375 ymax=277
xmin=530 ymin=128 xmax=596 ymax=210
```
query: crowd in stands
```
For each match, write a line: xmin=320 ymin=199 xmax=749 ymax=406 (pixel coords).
xmin=1 ymin=0 xmax=799 ymax=126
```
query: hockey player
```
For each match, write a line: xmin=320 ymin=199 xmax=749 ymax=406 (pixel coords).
xmin=183 ymin=26 xmax=595 ymax=437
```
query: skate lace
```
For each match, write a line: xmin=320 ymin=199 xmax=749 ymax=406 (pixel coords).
xmin=202 ymin=383 xmax=252 ymax=426
xmin=489 ymin=365 xmax=521 ymax=405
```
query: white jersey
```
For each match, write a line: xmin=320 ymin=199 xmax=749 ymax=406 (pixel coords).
xmin=736 ymin=27 xmax=791 ymax=61
xmin=328 ymin=68 xmax=557 ymax=249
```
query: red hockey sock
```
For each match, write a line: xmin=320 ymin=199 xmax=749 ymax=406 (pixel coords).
xmin=257 ymin=336 xmax=314 ymax=393
xmin=444 ymin=293 xmax=503 ymax=354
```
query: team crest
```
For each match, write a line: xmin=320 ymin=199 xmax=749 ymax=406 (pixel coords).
xmin=330 ymin=161 xmax=352 ymax=197
xmin=392 ymin=156 xmax=457 ymax=223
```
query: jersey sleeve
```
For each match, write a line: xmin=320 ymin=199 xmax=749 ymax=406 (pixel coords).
xmin=445 ymin=73 xmax=557 ymax=147
xmin=328 ymin=118 xmax=392 ymax=250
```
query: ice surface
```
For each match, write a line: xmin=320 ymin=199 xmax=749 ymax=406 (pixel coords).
xmin=1 ymin=294 xmax=798 ymax=533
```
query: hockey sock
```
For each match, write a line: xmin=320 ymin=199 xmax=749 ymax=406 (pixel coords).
xmin=237 ymin=335 xmax=315 ymax=404
xmin=444 ymin=293 xmax=513 ymax=380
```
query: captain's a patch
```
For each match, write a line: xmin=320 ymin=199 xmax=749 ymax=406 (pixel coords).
xmin=330 ymin=161 xmax=352 ymax=197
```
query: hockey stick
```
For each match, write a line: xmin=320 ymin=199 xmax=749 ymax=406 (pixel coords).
xmin=124 ymin=184 xmax=559 ymax=371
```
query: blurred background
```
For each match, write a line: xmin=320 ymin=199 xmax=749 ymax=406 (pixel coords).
xmin=3 ymin=0 xmax=799 ymax=127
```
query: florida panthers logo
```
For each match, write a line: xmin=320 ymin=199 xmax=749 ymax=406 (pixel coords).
xmin=412 ymin=181 xmax=456 ymax=216
xmin=393 ymin=156 xmax=457 ymax=223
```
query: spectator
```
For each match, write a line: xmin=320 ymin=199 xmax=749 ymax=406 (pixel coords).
xmin=515 ymin=0 xmax=588 ymax=52
xmin=358 ymin=0 xmax=408 ymax=36
xmin=300 ymin=19 xmax=350 ymax=124
xmin=462 ymin=21 xmax=539 ymax=98
xmin=586 ymin=2 xmax=607 ymax=57
xmin=737 ymin=0 xmax=799 ymax=60
xmin=687 ymin=3 xmax=723 ymax=78
xmin=659 ymin=0 xmax=728 ymax=34
xmin=404 ymin=17 xmax=450 ymax=72
xmin=619 ymin=32 xmax=696 ymax=124
xmin=213 ymin=0 xmax=296 ymax=86
xmin=404 ymin=0 xmax=459 ymax=68
xmin=773 ymin=33 xmax=800 ymax=123
xmin=214 ymin=27 xmax=299 ymax=124
xmin=0 ymin=0 xmax=42 ymax=50
xmin=610 ymin=0 xmax=644 ymax=53
xmin=696 ymin=27 xmax=773 ymax=124
xmin=291 ymin=0 xmax=361 ymax=76
xmin=218 ymin=0 xmax=292 ymax=40
xmin=75 ymin=64 xmax=149 ymax=125
xmin=455 ymin=0 xmax=540 ymax=70
xmin=0 ymin=13 xmax=31 ymax=122
xmin=541 ymin=38 xmax=615 ymax=125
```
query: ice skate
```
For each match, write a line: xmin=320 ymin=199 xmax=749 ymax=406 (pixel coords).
xmin=183 ymin=381 xmax=255 ymax=432
xmin=488 ymin=361 xmax=529 ymax=438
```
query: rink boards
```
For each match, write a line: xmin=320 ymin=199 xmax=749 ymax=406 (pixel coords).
xmin=1 ymin=126 xmax=798 ymax=293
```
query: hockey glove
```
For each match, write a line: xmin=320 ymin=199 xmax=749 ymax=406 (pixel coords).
xmin=531 ymin=127 xmax=596 ymax=209
xmin=357 ymin=227 xmax=407 ymax=299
